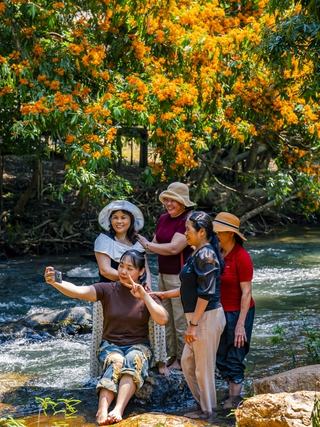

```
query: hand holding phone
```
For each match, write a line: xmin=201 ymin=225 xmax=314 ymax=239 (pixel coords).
xmin=54 ymin=270 xmax=62 ymax=284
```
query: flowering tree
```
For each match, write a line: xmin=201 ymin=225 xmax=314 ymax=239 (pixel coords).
xmin=0 ymin=0 xmax=319 ymax=233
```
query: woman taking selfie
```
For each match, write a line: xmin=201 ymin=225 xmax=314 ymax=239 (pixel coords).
xmin=44 ymin=250 xmax=168 ymax=426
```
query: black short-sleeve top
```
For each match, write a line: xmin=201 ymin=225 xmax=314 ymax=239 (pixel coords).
xmin=180 ymin=245 xmax=222 ymax=313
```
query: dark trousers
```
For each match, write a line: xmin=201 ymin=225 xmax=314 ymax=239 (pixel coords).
xmin=216 ymin=306 xmax=255 ymax=384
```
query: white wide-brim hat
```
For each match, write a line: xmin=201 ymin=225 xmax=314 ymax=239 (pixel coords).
xmin=98 ymin=200 xmax=144 ymax=231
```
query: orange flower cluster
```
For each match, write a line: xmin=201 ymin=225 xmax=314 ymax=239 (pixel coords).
xmin=0 ymin=86 xmax=12 ymax=97
xmin=106 ymin=127 xmax=117 ymax=142
xmin=21 ymin=98 xmax=51 ymax=115
xmin=82 ymin=45 xmax=106 ymax=68
xmin=54 ymin=92 xmax=80 ymax=112
xmin=33 ymin=44 xmax=44 ymax=57
xmin=84 ymin=103 xmax=111 ymax=121
xmin=2 ymin=0 xmax=319 ymax=187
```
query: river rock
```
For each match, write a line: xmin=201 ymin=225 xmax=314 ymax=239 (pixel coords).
xmin=23 ymin=307 xmax=92 ymax=328
xmin=134 ymin=370 xmax=194 ymax=409
xmin=252 ymin=365 xmax=320 ymax=394
xmin=114 ymin=413 xmax=201 ymax=426
xmin=1 ymin=308 xmax=93 ymax=343
xmin=235 ymin=391 xmax=319 ymax=427
xmin=0 ymin=373 xmax=31 ymax=402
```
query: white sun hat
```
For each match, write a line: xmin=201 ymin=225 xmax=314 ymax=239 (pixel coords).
xmin=98 ymin=200 xmax=144 ymax=231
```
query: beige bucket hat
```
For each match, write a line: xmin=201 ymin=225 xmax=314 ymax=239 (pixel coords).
xmin=159 ymin=182 xmax=195 ymax=208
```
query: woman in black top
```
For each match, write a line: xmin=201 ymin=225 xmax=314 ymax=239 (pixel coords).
xmin=152 ymin=211 xmax=226 ymax=419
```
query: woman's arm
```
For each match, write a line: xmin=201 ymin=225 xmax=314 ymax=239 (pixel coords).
xmin=234 ymin=280 xmax=252 ymax=348
xmin=138 ymin=232 xmax=188 ymax=256
xmin=184 ymin=298 xmax=209 ymax=344
xmin=150 ymin=288 xmax=181 ymax=300
xmin=144 ymin=256 xmax=152 ymax=288
xmin=95 ymin=252 xmax=119 ymax=282
xmin=143 ymin=293 xmax=169 ymax=326
xmin=44 ymin=267 xmax=97 ymax=302
xmin=127 ymin=277 xmax=169 ymax=326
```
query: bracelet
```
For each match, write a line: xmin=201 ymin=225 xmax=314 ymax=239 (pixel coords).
xmin=189 ymin=320 xmax=198 ymax=327
xmin=146 ymin=242 xmax=149 ymax=249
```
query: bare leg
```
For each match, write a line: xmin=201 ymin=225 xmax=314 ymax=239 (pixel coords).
xmin=157 ymin=361 xmax=170 ymax=377
xmin=166 ymin=356 xmax=176 ymax=367
xmin=223 ymin=382 xmax=243 ymax=409
xmin=96 ymin=388 xmax=115 ymax=426
xmin=169 ymin=358 xmax=181 ymax=370
xmin=107 ymin=374 xmax=136 ymax=424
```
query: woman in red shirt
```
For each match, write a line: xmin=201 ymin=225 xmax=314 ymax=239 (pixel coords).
xmin=213 ymin=212 xmax=255 ymax=410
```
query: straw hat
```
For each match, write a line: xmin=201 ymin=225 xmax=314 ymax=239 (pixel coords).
xmin=213 ymin=212 xmax=247 ymax=241
xmin=159 ymin=182 xmax=195 ymax=208
xmin=98 ymin=200 xmax=144 ymax=231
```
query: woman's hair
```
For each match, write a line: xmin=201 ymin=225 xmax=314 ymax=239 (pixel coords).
xmin=234 ymin=233 xmax=244 ymax=246
xmin=187 ymin=211 xmax=225 ymax=273
xmin=108 ymin=209 xmax=138 ymax=244
xmin=119 ymin=249 xmax=147 ymax=285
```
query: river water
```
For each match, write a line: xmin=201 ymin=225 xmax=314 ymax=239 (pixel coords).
xmin=0 ymin=226 xmax=320 ymax=419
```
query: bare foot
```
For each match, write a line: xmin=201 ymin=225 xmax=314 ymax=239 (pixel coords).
xmin=96 ymin=407 xmax=109 ymax=425
xmin=107 ymin=408 xmax=123 ymax=424
xmin=169 ymin=359 xmax=182 ymax=370
xmin=157 ymin=361 xmax=170 ymax=377
xmin=166 ymin=356 xmax=176 ymax=367
xmin=223 ymin=395 xmax=243 ymax=409
xmin=184 ymin=410 xmax=217 ymax=419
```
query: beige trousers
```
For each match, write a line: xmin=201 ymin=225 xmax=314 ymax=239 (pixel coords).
xmin=182 ymin=307 xmax=226 ymax=414
xmin=158 ymin=273 xmax=187 ymax=360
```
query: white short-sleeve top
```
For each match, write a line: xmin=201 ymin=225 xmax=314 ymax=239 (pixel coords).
xmin=94 ymin=233 xmax=145 ymax=262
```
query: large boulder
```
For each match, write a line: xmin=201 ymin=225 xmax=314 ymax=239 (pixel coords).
xmin=13 ymin=412 xmax=203 ymax=427
xmin=252 ymin=365 xmax=320 ymax=394
xmin=102 ymin=413 xmax=201 ymax=426
xmin=235 ymin=391 xmax=319 ymax=427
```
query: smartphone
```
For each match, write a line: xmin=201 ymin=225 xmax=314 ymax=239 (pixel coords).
xmin=54 ymin=270 xmax=62 ymax=284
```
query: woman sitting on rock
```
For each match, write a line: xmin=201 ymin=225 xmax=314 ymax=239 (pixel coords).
xmin=44 ymin=249 xmax=168 ymax=426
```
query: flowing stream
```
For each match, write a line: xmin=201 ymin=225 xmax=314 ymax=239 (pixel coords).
xmin=0 ymin=225 xmax=320 ymax=422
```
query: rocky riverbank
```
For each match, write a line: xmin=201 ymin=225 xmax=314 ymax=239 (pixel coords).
xmin=0 ymin=307 xmax=235 ymax=426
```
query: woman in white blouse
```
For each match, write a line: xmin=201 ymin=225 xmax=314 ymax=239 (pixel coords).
xmin=94 ymin=200 xmax=169 ymax=376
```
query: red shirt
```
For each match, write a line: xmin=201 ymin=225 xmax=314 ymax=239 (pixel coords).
xmin=155 ymin=211 xmax=192 ymax=274
xmin=220 ymin=244 xmax=255 ymax=312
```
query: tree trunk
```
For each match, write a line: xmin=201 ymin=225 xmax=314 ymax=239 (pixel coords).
xmin=194 ymin=145 xmax=220 ymax=203
xmin=139 ymin=127 xmax=148 ymax=168
xmin=234 ymin=143 xmax=267 ymax=164
xmin=239 ymin=139 xmax=259 ymax=194
xmin=13 ymin=158 xmax=41 ymax=216
xmin=37 ymin=160 xmax=43 ymax=201
xmin=220 ymin=141 xmax=240 ymax=169
xmin=240 ymin=194 xmax=299 ymax=224
xmin=0 ymin=155 xmax=3 ymax=213
xmin=59 ymin=190 xmax=89 ymax=235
